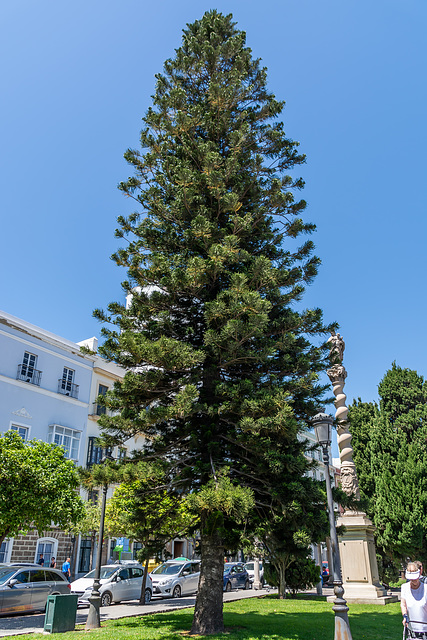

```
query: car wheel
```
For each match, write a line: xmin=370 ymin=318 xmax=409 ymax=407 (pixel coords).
xmin=144 ymin=588 xmax=152 ymax=604
xmin=101 ymin=591 xmax=113 ymax=607
xmin=172 ymin=585 xmax=181 ymax=598
xmin=225 ymin=581 xmax=231 ymax=592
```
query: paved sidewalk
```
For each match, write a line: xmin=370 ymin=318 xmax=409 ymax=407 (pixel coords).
xmin=0 ymin=588 xmax=278 ymax=637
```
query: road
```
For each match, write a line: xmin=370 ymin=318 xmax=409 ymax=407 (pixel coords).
xmin=0 ymin=588 xmax=278 ymax=637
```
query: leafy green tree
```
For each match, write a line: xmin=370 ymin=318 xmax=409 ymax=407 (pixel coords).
xmin=349 ymin=363 xmax=427 ymax=581
xmin=254 ymin=467 xmax=328 ymax=598
xmin=285 ymin=556 xmax=321 ymax=597
xmin=96 ymin=11 xmax=334 ymax=634
xmin=0 ymin=431 xmax=84 ymax=546
xmin=106 ymin=462 xmax=195 ymax=603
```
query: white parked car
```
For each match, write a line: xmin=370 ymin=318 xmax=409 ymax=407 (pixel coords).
xmin=150 ymin=559 xmax=200 ymax=598
xmin=70 ymin=563 xmax=152 ymax=606
xmin=244 ymin=561 xmax=264 ymax=587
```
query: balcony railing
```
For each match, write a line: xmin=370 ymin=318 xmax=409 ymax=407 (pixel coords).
xmin=57 ymin=380 xmax=79 ymax=399
xmin=17 ymin=364 xmax=42 ymax=386
xmin=91 ymin=402 xmax=106 ymax=416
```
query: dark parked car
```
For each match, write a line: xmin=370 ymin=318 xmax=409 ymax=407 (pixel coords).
xmin=223 ymin=563 xmax=250 ymax=592
xmin=0 ymin=565 xmax=70 ymax=615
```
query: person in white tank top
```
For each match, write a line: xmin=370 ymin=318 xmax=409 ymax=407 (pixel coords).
xmin=401 ymin=562 xmax=427 ymax=636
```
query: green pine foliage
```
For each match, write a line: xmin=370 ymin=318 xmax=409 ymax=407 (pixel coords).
xmin=95 ymin=11 xmax=334 ymax=633
xmin=349 ymin=363 xmax=427 ymax=582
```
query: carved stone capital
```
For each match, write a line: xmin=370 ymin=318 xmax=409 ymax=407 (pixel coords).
xmin=327 ymin=364 xmax=348 ymax=383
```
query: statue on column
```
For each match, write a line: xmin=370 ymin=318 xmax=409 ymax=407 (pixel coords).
xmin=326 ymin=332 xmax=360 ymax=501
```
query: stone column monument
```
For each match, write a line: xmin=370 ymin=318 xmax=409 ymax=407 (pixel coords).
xmin=326 ymin=333 xmax=397 ymax=604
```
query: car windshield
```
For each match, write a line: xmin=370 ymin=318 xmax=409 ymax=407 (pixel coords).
xmin=0 ymin=568 xmax=17 ymax=585
xmin=245 ymin=563 xmax=254 ymax=570
xmin=151 ymin=563 xmax=182 ymax=576
xmin=84 ymin=567 xmax=117 ymax=580
xmin=224 ymin=563 xmax=235 ymax=573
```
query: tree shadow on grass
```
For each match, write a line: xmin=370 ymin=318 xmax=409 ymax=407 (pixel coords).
xmin=106 ymin=600 xmax=402 ymax=640
xmin=108 ymin=610 xmax=332 ymax=639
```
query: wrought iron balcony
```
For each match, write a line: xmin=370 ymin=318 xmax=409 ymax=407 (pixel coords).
xmin=17 ymin=364 xmax=42 ymax=386
xmin=57 ymin=380 xmax=79 ymax=399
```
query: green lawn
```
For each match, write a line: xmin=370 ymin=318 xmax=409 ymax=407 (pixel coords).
xmin=31 ymin=595 xmax=402 ymax=639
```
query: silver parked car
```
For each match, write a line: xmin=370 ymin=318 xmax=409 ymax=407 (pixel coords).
xmin=150 ymin=560 xmax=200 ymax=598
xmin=70 ymin=563 xmax=152 ymax=606
xmin=0 ymin=565 xmax=70 ymax=615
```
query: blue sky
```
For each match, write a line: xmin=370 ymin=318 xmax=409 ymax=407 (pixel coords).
xmin=1 ymin=0 xmax=426 ymax=413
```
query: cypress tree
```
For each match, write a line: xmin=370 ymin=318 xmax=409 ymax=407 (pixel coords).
xmin=96 ymin=11 xmax=333 ymax=633
xmin=349 ymin=364 xmax=427 ymax=582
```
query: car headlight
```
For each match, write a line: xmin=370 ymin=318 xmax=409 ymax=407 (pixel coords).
xmin=159 ymin=579 xmax=172 ymax=586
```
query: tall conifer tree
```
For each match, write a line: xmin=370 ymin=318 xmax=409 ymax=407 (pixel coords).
xmin=96 ymin=11 xmax=333 ymax=633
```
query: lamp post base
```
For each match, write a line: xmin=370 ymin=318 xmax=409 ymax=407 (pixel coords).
xmin=85 ymin=593 xmax=101 ymax=630
xmin=332 ymin=583 xmax=352 ymax=640
xmin=334 ymin=615 xmax=353 ymax=640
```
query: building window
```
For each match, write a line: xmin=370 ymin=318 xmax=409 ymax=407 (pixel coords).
xmin=133 ymin=542 xmax=142 ymax=561
xmin=10 ymin=424 xmax=29 ymax=441
xmin=48 ymin=425 xmax=81 ymax=460
xmin=79 ymin=539 xmax=93 ymax=573
xmin=86 ymin=437 xmax=112 ymax=468
xmin=0 ymin=539 xmax=13 ymax=563
xmin=87 ymin=489 xmax=99 ymax=504
xmin=58 ymin=367 xmax=79 ymax=399
xmin=17 ymin=352 xmax=42 ymax=386
xmin=94 ymin=384 xmax=108 ymax=416
xmin=35 ymin=537 xmax=58 ymax=566
xmin=117 ymin=447 xmax=127 ymax=460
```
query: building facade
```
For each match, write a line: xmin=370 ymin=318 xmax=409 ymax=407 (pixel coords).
xmin=0 ymin=311 xmax=124 ymax=573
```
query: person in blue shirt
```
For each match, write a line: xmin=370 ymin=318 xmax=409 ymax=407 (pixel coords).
xmin=62 ymin=557 xmax=71 ymax=582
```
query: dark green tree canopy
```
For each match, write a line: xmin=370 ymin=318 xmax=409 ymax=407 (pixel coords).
xmin=96 ymin=10 xmax=333 ymax=634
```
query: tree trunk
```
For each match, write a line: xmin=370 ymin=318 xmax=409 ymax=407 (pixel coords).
xmin=191 ymin=530 xmax=224 ymax=635
xmin=278 ymin=562 xmax=286 ymax=599
xmin=139 ymin=556 xmax=150 ymax=604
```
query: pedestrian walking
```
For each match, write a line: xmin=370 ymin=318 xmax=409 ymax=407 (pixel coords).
xmin=62 ymin=557 xmax=71 ymax=582
xmin=401 ymin=562 xmax=427 ymax=637
xmin=38 ymin=555 xmax=44 ymax=566
xmin=50 ymin=556 xmax=56 ymax=569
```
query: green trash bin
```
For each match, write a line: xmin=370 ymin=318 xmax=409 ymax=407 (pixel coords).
xmin=44 ymin=593 xmax=78 ymax=633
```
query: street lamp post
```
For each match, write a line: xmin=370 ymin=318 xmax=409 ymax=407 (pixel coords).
xmin=85 ymin=454 xmax=112 ymax=631
xmin=312 ymin=410 xmax=353 ymax=640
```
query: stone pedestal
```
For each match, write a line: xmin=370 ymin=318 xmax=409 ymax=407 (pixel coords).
xmin=326 ymin=512 xmax=397 ymax=604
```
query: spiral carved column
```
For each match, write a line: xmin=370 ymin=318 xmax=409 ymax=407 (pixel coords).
xmin=324 ymin=333 xmax=396 ymax=605
xmin=326 ymin=363 xmax=360 ymax=501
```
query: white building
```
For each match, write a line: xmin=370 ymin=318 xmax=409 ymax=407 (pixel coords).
xmin=0 ymin=311 xmax=128 ymax=571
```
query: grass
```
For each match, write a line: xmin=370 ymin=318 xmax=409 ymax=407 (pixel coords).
xmin=29 ymin=595 xmax=403 ymax=640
